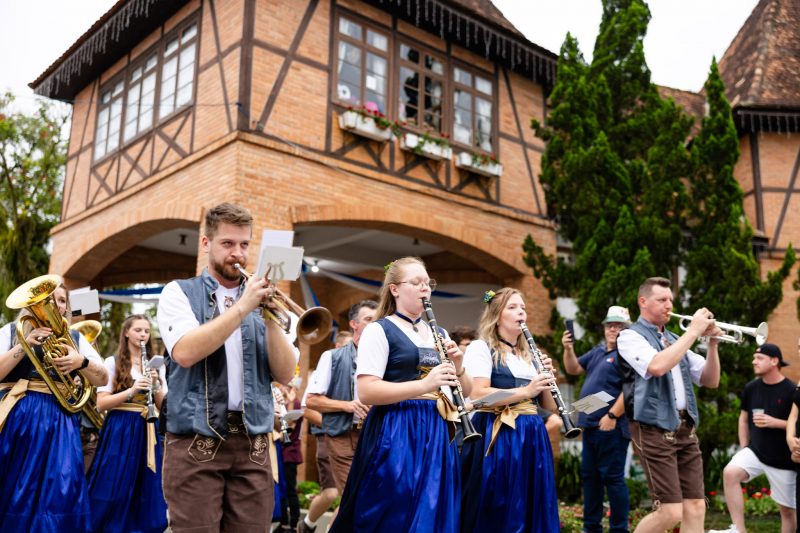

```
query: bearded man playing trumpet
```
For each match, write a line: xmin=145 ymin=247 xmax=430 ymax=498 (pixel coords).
xmin=617 ymin=277 xmax=722 ymax=533
xmin=156 ymin=203 xmax=298 ymax=533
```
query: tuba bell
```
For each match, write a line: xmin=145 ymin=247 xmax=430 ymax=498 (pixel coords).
xmin=70 ymin=320 xmax=103 ymax=345
xmin=6 ymin=275 xmax=103 ymax=427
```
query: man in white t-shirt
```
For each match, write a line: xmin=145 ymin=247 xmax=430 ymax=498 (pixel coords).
xmin=156 ymin=203 xmax=297 ymax=533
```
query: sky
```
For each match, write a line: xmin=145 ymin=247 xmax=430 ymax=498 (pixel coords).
xmin=0 ymin=0 xmax=759 ymax=114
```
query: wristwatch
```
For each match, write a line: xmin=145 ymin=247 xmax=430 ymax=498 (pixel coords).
xmin=79 ymin=356 xmax=90 ymax=370
xmin=607 ymin=411 xmax=618 ymax=420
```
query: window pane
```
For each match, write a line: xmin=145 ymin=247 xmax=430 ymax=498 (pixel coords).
xmin=101 ymin=91 xmax=111 ymax=105
xmin=182 ymin=23 xmax=197 ymax=43
xmin=454 ymin=90 xmax=472 ymax=112
xmin=112 ymin=81 xmax=124 ymax=96
xmin=140 ymin=107 xmax=153 ymax=130
xmin=477 ymin=115 xmax=492 ymax=151
xmin=425 ymin=55 xmax=444 ymax=75
xmin=179 ymin=45 xmax=196 ymax=70
xmin=337 ymin=81 xmax=359 ymax=104
xmin=476 ymin=97 xmax=492 ymax=117
xmin=424 ymin=111 xmax=441 ymax=131
xmin=364 ymin=91 xmax=385 ymax=113
xmin=366 ymin=53 xmax=386 ymax=78
xmin=131 ymin=66 xmax=143 ymax=82
xmin=400 ymin=44 xmax=420 ymax=63
xmin=425 ymin=79 xmax=443 ymax=109
xmin=163 ymin=57 xmax=178 ymax=80
xmin=176 ymin=84 xmax=193 ymax=107
xmin=454 ymin=67 xmax=472 ymax=86
xmin=339 ymin=17 xmax=362 ymax=39
xmin=124 ymin=120 xmax=138 ymax=142
xmin=366 ymin=29 xmax=387 ymax=51
xmin=142 ymin=72 xmax=156 ymax=94
xmin=165 ymin=37 xmax=179 ymax=56
xmin=476 ymin=76 xmax=492 ymax=95
xmin=146 ymin=54 xmax=158 ymax=71
xmin=160 ymin=97 xmax=175 ymax=118
xmin=453 ymin=123 xmax=471 ymax=146
xmin=178 ymin=63 xmax=194 ymax=90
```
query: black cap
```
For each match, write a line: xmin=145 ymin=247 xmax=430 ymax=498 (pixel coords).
xmin=756 ymin=343 xmax=789 ymax=367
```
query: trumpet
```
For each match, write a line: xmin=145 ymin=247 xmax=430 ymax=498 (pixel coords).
xmin=233 ymin=263 xmax=332 ymax=345
xmin=670 ymin=312 xmax=768 ymax=346
xmin=421 ymin=298 xmax=481 ymax=442
xmin=519 ymin=322 xmax=582 ymax=439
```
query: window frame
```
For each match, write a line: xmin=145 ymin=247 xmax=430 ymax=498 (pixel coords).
xmin=92 ymin=15 xmax=200 ymax=164
xmin=332 ymin=13 xmax=392 ymax=115
xmin=449 ymin=61 xmax=498 ymax=155
xmin=395 ymin=39 xmax=448 ymax=135
xmin=93 ymin=75 xmax=126 ymax=162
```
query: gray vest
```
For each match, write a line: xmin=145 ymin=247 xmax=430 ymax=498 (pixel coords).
xmin=321 ymin=342 xmax=357 ymax=436
xmin=164 ymin=268 xmax=274 ymax=437
xmin=628 ymin=318 xmax=699 ymax=431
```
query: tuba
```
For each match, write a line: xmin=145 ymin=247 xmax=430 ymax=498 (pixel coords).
xmin=70 ymin=320 xmax=103 ymax=345
xmin=233 ymin=263 xmax=333 ymax=344
xmin=6 ymin=275 xmax=103 ymax=428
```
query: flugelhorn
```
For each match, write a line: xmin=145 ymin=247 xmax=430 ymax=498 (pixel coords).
xmin=421 ymin=298 xmax=481 ymax=442
xmin=670 ymin=312 xmax=768 ymax=346
xmin=519 ymin=322 xmax=582 ymax=439
xmin=233 ymin=263 xmax=332 ymax=345
xmin=6 ymin=275 xmax=103 ymax=428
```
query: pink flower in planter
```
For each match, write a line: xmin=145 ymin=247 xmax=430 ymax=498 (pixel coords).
xmin=363 ymin=101 xmax=379 ymax=113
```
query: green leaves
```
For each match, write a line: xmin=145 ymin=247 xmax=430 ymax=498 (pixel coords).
xmin=0 ymin=92 xmax=68 ymax=322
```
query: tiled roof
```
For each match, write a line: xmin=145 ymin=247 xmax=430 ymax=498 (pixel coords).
xmin=717 ymin=0 xmax=800 ymax=109
xmin=658 ymin=85 xmax=706 ymax=137
xmin=448 ymin=0 xmax=526 ymax=39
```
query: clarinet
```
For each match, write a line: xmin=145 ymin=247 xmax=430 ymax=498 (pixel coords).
xmin=140 ymin=341 xmax=158 ymax=423
xmin=274 ymin=385 xmax=293 ymax=445
xmin=519 ymin=322 xmax=582 ymax=439
xmin=421 ymin=298 xmax=481 ymax=442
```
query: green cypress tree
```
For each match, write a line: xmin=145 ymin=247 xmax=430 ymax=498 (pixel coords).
xmin=684 ymin=58 xmax=795 ymax=468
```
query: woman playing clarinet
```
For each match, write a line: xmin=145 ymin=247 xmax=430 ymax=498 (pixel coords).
xmin=460 ymin=288 xmax=560 ymax=532
xmin=87 ymin=314 xmax=167 ymax=533
xmin=331 ymin=257 xmax=472 ymax=533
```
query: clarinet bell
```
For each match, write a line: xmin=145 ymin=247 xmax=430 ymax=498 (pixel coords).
xmin=146 ymin=403 xmax=158 ymax=423
xmin=460 ymin=413 xmax=482 ymax=442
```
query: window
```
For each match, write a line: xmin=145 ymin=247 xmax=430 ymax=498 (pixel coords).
xmin=335 ymin=16 xmax=389 ymax=113
xmin=452 ymin=66 xmax=494 ymax=152
xmin=123 ymin=53 xmax=158 ymax=142
xmin=94 ymin=80 xmax=124 ymax=160
xmin=159 ymin=22 xmax=198 ymax=119
xmin=397 ymin=43 xmax=445 ymax=131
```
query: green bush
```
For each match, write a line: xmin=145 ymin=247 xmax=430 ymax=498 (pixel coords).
xmin=297 ymin=480 xmax=320 ymax=509
xmin=625 ymin=477 xmax=649 ymax=509
xmin=556 ymin=449 xmax=582 ymax=503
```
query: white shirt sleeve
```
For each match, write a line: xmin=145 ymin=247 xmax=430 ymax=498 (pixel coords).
xmin=157 ymin=281 xmax=200 ymax=355
xmin=687 ymin=350 xmax=706 ymax=385
xmin=301 ymin=369 xmax=318 ymax=408
xmin=157 ymin=364 xmax=169 ymax=394
xmin=464 ymin=340 xmax=493 ymax=379
xmin=617 ymin=328 xmax=658 ymax=379
xmin=306 ymin=350 xmax=334 ymax=395
xmin=356 ymin=322 xmax=390 ymax=378
xmin=97 ymin=357 xmax=117 ymax=393
xmin=77 ymin=334 xmax=103 ymax=365
xmin=0 ymin=323 xmax=11 ymax=352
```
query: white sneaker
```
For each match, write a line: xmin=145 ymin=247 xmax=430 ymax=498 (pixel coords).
xmin=707 ymin=525 xmax=738 ymax=533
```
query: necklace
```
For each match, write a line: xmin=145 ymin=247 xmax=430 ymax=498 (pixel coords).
xmin=499 ymin=337 xmax=516 ymax=354
xmin=395 ymin=311 xmax=423 ymax=332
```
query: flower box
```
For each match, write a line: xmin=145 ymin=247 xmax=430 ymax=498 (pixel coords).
xmin=399 ymin=132 xmax=452 ymax=161
xmin=455 ymin=151 xmax=503 ymax=177
xmin=337 ymin=110 xmax=393 ymax=142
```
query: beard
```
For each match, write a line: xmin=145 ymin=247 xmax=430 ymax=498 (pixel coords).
xmin=212 ymin=257 xmax=244 ymax=283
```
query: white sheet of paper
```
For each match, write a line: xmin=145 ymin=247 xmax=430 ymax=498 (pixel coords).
xmin=69 ymin=287 xmax=100 ymax=316
xmin=283 ymin=409 xmax=304 ymax=423
xmin=256 ymin=246 xmax=304 ymax=281
xmin=261 ymin=230 xmax=294 ymax=247
xmin=470 ymin=389 xmax=517 ymax=409
xmin=571 ymin=391 xmax=615 ymax=414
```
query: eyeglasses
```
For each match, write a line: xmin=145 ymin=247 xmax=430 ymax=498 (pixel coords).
xmin=604 ymin=323 xmax=626 ymax=330
xmin=397 ymin=279 xmax=437 ymax=291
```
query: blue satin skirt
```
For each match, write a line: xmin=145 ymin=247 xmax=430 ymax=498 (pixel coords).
xmin=86 ymin=409 xmax=167 ymax=533
xmin=0 ymin=391 xmax=91 ymax=532
xmin=460 ymin=411 xmax=560 ymax=533
xmin=331 ymin=399 xmax=460 ymax=533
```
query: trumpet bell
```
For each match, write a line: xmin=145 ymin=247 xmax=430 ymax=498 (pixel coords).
xmin=753 ymin=322 xmax=769 ymax=346
xmin=296 ymin=307 xmax=333 ymax=345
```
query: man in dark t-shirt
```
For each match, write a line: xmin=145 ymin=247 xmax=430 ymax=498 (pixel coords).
xmin=710 ymin=343 xmax=796 ymax=533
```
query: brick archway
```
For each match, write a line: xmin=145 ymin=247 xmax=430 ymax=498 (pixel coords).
xmin=52 ymin=203 xmax=201 ymax=289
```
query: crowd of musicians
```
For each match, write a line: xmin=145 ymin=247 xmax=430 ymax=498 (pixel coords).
xmin=2 ymin=202 xmax=800 ymax=533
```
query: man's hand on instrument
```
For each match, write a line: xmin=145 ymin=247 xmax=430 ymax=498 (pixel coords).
xmin=704 ymin=325 xmax=723 ymax=343
xmin=423 ymin=362 xmax=458 ymax=392
xmin=239 ymin=275 xmax=271 ymax=315
xmin=688 ymin=308 xmax=715 ymax=338
xmin=53 ymin=344 xmax=85 ymax=373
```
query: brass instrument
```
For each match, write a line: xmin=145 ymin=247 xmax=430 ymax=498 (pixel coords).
xmin=519 ymin=322 xmax=582 ymax=439
xmin=420 ymin=298 xmax=481 ymax=442
xmin=233 ymin=263 xmax=333 ymax=345
xmin=140 ymin=341 xmax=157 ymax=423
xmin=70 ymin=320 xmax=102 ymax=345
xmin=670 ymin=312 xmax=768 ymax=346
xmin=6 ymin=275 xmax=103 ymax=428
xmin=273 ymin=384 xmax=293 ymax=445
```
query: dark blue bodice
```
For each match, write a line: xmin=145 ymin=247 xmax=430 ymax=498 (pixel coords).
xmin=377 ymin=318 xmax=441 ymax=383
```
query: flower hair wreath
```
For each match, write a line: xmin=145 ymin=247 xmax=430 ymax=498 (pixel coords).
xmin=483 ymin=290 xmax=496 ymax=304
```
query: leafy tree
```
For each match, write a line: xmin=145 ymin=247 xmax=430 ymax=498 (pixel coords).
xmin=684 ymin=59 xmax=795 ymax=471
xmin=0 ymin=92 xmax=68 ymax=322
xmin=524 ymin=0 xmax=795 ymax=480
